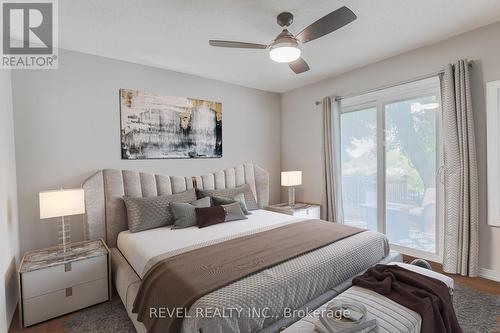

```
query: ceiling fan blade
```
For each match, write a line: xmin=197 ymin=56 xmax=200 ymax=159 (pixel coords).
xmin=209 ymin=40 xmax=267 ymax=49
xmin=289 ymin=58 xmax=310 ymax=74
xmin=296 ymin=6 xmax=357 ymax=44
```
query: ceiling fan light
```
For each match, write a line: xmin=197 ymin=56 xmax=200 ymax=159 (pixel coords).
xmin=269 ymin=46 xmax=301 ymax=63
xmin=268 ymin=29 xmax=301 ymax=63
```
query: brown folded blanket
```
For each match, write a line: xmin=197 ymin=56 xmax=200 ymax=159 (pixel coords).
xmin=132 ymin=219 xmax=365 ymax=333
xmin=353 ymin=264 xmax=462 ymax=333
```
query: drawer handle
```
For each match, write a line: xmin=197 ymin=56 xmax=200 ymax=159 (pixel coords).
xmin=66 ymin=287 xmax=72 ymax=297
xmin=65 ymin=263 xmax=72 ymax=272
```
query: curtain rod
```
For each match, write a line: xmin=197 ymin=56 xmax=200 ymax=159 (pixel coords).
xmin=314 ymin=63 xmax=472 ymax=106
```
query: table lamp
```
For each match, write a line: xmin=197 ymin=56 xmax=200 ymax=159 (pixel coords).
xmin=39 ymin=188 xmax=85 ymax=252
xmin=281 ymin=171 xmax=302 ymax=207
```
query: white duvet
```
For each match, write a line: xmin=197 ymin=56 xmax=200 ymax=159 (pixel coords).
xmin=117 ymin=209 xmax=305 ymax=278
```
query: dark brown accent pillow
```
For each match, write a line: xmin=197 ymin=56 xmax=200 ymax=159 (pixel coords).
xmin=196 ymin=206 xmax=226 ymax=228
xmin=196 ymin=202 xmax=247 ymax=228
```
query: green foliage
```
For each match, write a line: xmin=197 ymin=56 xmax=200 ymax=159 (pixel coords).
xmin=341 ymin=95 xmax=438 ymax=198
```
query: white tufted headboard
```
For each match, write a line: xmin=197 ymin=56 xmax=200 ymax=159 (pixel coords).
xmin=82 ymin=163 xmax=269 ymax=247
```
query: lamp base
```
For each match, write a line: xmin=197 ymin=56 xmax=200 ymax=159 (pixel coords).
xmin=57 ymin=216 xmax=71 ymax=253
xmin=288 ymin=187 xmax=296 ymax=207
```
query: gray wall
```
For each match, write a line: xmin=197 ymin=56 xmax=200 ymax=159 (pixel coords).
xmin=0 ymin=70 xmax=20 ymax=332
xmin=12 ymin=49 xmax=281 ymax=254
xmin=281 ymin=21 xmax=500 ymax=273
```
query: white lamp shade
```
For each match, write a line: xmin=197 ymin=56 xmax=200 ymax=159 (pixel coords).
xmin=39 ymin=189 xmax=85 ymax=219
xmin=281 ymin=171 xmax=302 ymax=187
xmin=269 ymin=46 xmax=301 ymax=63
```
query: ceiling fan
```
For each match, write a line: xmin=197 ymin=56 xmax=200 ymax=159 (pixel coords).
xmin=209 ymin=6 xmax=357 ymax=74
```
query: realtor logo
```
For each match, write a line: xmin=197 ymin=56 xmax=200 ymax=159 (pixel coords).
xmin=1 ymin=0 xmax=58 ymax=69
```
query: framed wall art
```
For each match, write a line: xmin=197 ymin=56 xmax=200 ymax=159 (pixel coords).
xmin=120 ymin=89 xmax=222 ymax=159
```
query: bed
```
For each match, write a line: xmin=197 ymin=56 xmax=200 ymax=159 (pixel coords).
xmin=82 ymin=163 xmax=401 ymax=333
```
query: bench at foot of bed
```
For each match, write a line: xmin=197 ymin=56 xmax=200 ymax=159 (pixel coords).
xmin=282 ymin=262 xmax=454 ymax=333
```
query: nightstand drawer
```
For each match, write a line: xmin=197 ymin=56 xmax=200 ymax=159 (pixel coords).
xmin=294 ymin=206 xmax=321 ymax=219
xmin=293 ymin=210 xmax=311 ymax=217
xmin=23 ymin=277 xmax=108 ymax=326
xmin=22 ymin=255 xmax=107 ymax=299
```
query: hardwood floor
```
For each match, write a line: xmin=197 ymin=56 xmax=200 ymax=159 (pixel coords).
xmin=9 ymin=260 xmax=500 ymax=333
xmin=9 ymin=307 xmax=73 ymax=333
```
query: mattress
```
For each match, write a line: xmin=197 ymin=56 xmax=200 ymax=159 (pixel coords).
xmin=117 ymin=209 xmax=390 ymax=333
xmin=117 ymin=209 xmax=303 ymax=277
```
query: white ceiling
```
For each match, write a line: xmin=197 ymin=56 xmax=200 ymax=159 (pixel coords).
xmin=58 ymin=0 xmax=500 ymax=93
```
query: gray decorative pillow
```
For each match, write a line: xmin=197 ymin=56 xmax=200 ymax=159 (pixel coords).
xmin=123 ymin=189 xmax=197 ymax=233
xmin=197 ymin=184 xmax=258 ymax=210
xmin=171 ymin=197 xmax=211 ymax=229
xmin=223 ymin=202 xmax=248 ymax=222
xmin=212 ymin=193 xmax=250 ymax=215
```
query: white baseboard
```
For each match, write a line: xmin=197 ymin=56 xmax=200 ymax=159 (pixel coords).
xmin=478 ymin=268 xmax=500 ymax=282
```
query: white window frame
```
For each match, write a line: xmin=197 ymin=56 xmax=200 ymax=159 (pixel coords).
xmin=486 ymin=80 xmax=500 ymax=227
xmin=340 ymin=77 xmax=444 ymax=263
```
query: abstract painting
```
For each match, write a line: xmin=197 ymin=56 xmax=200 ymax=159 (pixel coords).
xmin=120 ymin=89 xmax=222 ymax=159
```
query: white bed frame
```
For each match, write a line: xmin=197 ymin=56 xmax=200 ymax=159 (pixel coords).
xmin=81 ymin=163 xmax=401 ymax=333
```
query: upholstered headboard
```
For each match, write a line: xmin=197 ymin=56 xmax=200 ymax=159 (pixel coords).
xmin=82 ymin=163 xmax=269 ymax=247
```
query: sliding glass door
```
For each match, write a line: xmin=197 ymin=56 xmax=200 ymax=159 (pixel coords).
xmin=340 ymin=107 xmax=378 ymax=231
xmin=385 ymin=96 xmax=439 ymax=254
xmin=340 ymin=78 xmax=442 ymax=260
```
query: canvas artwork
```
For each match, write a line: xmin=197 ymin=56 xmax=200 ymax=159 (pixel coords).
xmin=120 ymin=89 xmax=222 ymax=159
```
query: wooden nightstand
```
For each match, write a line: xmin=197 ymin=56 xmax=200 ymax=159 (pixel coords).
xmin=266 ymin=203 xmax=321 ymax=219
xmin=18 ymin=239 xmax=111 ymax=327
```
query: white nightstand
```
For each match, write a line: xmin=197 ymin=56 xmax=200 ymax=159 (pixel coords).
xmin=266 ymin=202 xmax=321 ymax=219
xmin=18 ymin=239 xmax=110 ymax=327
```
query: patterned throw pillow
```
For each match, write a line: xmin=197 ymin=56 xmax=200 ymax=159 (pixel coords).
xmin=170 ymin=197 xmax=211 ymax=229
xmin=211 ymin=193 xmax=250 ymax=215
xmin=196 ymin=202 xmax=247 ymax=228
xmin=123 ymin=189 xmax=197 ymax=233
xmin=196 ymin=184 xmax=258 ymax=210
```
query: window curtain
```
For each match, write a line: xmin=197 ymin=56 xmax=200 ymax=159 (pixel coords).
xmin=440 ymin=59 xmax=479 ymax=277
xmin=321 ymin=96 xmax=343 ymax=223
